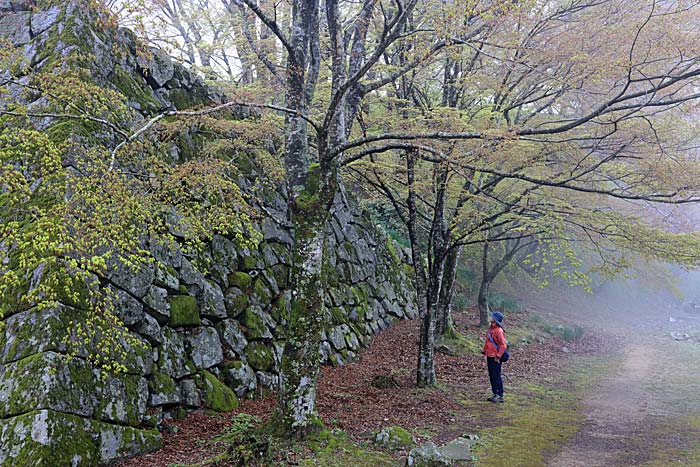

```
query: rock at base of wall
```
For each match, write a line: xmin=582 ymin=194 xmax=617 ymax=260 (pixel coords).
xmin=0 ymin=410 xmax=161 ymax=467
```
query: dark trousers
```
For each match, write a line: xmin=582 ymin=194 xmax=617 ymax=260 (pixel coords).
xmin=487 ymin=357 xmax=503 ymax=396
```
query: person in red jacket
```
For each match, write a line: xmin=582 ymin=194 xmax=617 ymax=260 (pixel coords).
xmin=482 ymin=311 xmax=507 ymax=402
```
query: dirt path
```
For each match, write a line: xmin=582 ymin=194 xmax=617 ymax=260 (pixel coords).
xmin=547 ymin=319 xmax=700 ymax=466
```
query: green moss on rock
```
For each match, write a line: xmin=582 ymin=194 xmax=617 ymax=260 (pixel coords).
xmin=253 ymin=278 xmax=272 ymax=304
xmin=330 ymin=307 xmax=347 ymax=325
xmin=241 ymin=255 xmax=258 ymax=271
xmin=168 ymin=295 xmax=201 ymax=327
xmin=270 ymin=266 xmax=288 ymax=292
xmin=168 ymin=88 xmax=193 ymax=110
xmin=46 ymin=120 xmax=103 ymax=145
xmin=0 ymin=409 xmax=162 ymax=467
xmin=109 ymin=64 xmax=159 ymax=112
xmin=197 ymin=370 xmax=238 ymax=412
xmin=375 ymin=425 xmax=414 ymax=449
xmin=245 ymin=341 xmax=274 ymax=371
xmin=241 ymin=308 xmax=270 ymax=340
xmin=147 ymin=371 xmax=177 ymax=401
xmin=228 ymin=271 xmax=252 ymax=291
xmin=0 ymin=410 xmax=99 ymax=467
xmin=269 ymin=295 xmax=287 ymax=323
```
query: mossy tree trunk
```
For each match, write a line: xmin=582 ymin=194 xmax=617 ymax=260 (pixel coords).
xmin=279 ymin=163 xmax=337 ymax=433
xmin=406 ymin=151 xmax=435 ymax=386
xmin=274 ymin=0 xmax=327 ymax=435
xmin=238 ymin=0 xmax=418 ymax=434
xmin=418 ymin=164 xmax=449 ymax=386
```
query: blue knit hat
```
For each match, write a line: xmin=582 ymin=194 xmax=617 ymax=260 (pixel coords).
xmin=490 ymin=311 xmax=504 ymax=327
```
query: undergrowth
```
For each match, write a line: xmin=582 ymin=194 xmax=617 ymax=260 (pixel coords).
xmin=487 ymin=291 xmax=524 ymax=314
xmin=168 ymin=414 xmax=395 ymax=467
xmin=528 ymin=314 xmax=585 ymax=342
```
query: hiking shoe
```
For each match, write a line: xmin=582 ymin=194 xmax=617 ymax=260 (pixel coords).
xmin=486 ymin=394 xmax=498 ymax=402
xmin=495 ymin=395 xmax=504 ymax=403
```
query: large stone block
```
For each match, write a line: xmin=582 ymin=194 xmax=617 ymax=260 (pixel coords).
xmin=220 ymin=360 xmax=256 ymax=396
xmin=185 ymin=327 xmax=223 ymax=370
xmin=197 ymin=370 xmax=238 ymax=412
xmin=0 ymin=352 xmax=148 ymax=426
xmin=216 ymin=319 xmax=248 ymax=355
xmin=0 ymin=410 xmax=161 ymax=467
xmin=107 ymin=260 xmax=154 ymax=299
xmin=199 ymin=279 xmax=227 ymax=319
xmin=240 ymin=306 xmax=275 ymax=340
xmin=0 ymin=306 xmax=152 ymax=375
xmin=157 ymin=328 xmax=190 ymax=378
xmin=168 ymin=295 xmax=201 ymax=327
xmin=0 ymin=11 xmax=30 ymax=46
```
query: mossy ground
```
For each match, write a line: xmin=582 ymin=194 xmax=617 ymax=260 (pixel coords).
xmin=467 ymin=356 xmax=610 ymax=467
xmin=295 ymin=436 xmax=396 ymax=467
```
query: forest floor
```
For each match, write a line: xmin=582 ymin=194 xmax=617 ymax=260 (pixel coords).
xmin=120 ymin=299 xmax=700 ymax=467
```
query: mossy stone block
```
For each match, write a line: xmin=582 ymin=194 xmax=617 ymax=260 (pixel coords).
xmin=0 ymin=410 xmax=99 ymax=467
xmin=244 ymin=341 xmax=274 ymax=371
xmin=241 ymin=308 xmax=272 ymax=340
xmin=228 ymin=271 xmax=252 ymax=291
xmin=271 ymin=264 xmax=289 ymax=289
xmin=269 ymin=295 xmax=288 ymax=323
xmin=168 ymin=295 xmax=201 ymax=327
xmin=375 ymin=425 xmax=414 ymax=449
xmin=0 ymin=409 xmax=162 ymax=467
xmin=253 ymin=278 xmax=272 ymax=304
xmin=224 ymin=287 xmax=248 ymax=318
xmin=147 ymin=371 xmax=180 ymax=406
xmin=197 ymin=371 xmax=239 ymax=412
xmin=240 ymin=254 xmax=259 ymax=271
xmin=331 ymin=306 xmax=347 ymax=324
xmin=0 ymin=351 xmax=147 ymax=426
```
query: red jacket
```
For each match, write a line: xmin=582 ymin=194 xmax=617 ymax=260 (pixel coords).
xmin=482 ymin=323 xmax=507 ymax=358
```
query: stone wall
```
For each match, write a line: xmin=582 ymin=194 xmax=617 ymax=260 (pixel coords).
xmin=0 ymin=2 xmax=417 ymax=466
xmin=0 ymin=188 xmax=416 ymax=467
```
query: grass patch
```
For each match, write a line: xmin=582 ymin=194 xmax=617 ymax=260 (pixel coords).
xmin=438 ymin=330 xmax=484 ymax=356
xmin=634 ymin=417 xmax=700 ymax=467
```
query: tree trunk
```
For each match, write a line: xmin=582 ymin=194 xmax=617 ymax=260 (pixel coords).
xmin=404 ymin=150 xmax=435 ymax=386
xmin=278 ymin=162 xmax=335 ymax=433
xmin=478 ymin=237 xmax=523 ymax=326
xmin=417 ymin=299 xmax=437 ymax=386
xmin=436 ymin=245 xmax=459 ymax=335
xmin=417 ymin=163 xmax=448 ymax=386
xmin=276 ymin=0 xmax=326 ymax=435
xmin=477 ymin=273 xmax=494 ymax=327
xmin=278 ymin=222 xmax=326 ymax=432
xmin=478 ymin=242 xmax=492 ymax=326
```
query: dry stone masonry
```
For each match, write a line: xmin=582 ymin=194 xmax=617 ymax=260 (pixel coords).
xmin=0 ymin=1 xmax=417 ymax=465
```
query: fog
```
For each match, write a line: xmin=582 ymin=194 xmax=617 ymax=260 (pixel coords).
xmin=518 ymin=264 xmax=700 ymax=337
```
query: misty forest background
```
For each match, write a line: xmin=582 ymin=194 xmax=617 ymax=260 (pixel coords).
xmin=4 ymin=0 xmax=700 ymax=465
